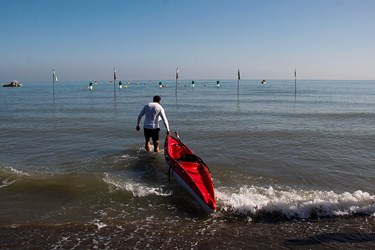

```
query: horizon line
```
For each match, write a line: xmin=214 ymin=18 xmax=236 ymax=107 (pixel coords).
xmin=8 ymin=79 xmax=374 ymax=83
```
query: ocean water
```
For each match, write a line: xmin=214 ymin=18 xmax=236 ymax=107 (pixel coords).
xmin=0 ymin=80 xmax=374 ymax=249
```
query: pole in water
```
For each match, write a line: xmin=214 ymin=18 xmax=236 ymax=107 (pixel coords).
xmin=53 ymin=70 xmax=55 ymax=99
xmin=294 ymin=68 xmax=297 ymax=95
xmin=175 ymin=67 xmax=179 ymax=95
xmin=52 ymin=69 xmax=58 ymax=100
xmin=113 ymin=68 xmax=117 ymax=98
xmin=237 ymin=69 xmax=241 ymax=95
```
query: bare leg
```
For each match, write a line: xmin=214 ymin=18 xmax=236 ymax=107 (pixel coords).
xmin=153 ymin=140 xmax=160 ymax=153
xmin=145 ymin=138 xmax=151 ymax=152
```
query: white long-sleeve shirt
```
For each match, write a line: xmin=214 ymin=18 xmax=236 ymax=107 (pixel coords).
xmin=137 ymin=102 xmax=170 ymax=131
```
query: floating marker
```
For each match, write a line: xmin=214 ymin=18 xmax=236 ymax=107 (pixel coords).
xmin=217 ymin=80 xmax=220 ymax=88
xmin=192 ymin=80 xmax=195 ymax=88
xmin=159 ymin=81 xmax=162 ymax=88
xmin=119 ymin=81 xmax=123 ymax=89
xmin=88 ymin=82 xmax=93 ymax=90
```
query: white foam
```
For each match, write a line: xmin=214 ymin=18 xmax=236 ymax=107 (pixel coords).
xmin=5 ymin=166 xmax=30 ymax=176
xmin=118 ymin=153 xmax=139 ymax=162
xmin=0 ymin=178 xmax=16 ymax=189
xmin=216 ymin=185 xmax=375 ymax=219
xmin=0 ymin=166 xmax=29 ymax=189
xmin=137 ymin=145 xmax=165 ymax=154
xmin=103 ymin=173 xmax=172 ymax=197
xmin=91 ymin=219 xmax=107 ymax=229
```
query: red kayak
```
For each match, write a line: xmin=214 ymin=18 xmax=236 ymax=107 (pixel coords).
xmin=164 ymin=132 xmax=216 ymax=213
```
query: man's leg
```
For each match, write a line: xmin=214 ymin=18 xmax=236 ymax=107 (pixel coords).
xmin=153 ymin=140 xmax=159 ymax=153
xmin=144 ymin=128 xmax=151 ymax=152
xmin=152 ymin=128 xmax=161 ymax=152
xmin=145 ymin=138 xmax=151 ymax=152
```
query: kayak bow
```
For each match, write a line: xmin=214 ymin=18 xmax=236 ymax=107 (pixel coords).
xmin=164 ymin=132 xmax=216 ymax=213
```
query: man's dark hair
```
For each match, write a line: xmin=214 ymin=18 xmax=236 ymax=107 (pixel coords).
xmin=153 ymin=95 xmax=161 ymax=102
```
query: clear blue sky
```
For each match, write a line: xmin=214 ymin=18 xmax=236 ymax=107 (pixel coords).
xmin=1 ymin=0 xmax=374 ymax=81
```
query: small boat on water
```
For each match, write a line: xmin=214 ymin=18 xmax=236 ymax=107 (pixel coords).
xmin=164 ymin=132 xmax=216 ymax=213
xmin=3 ymin=80 xmax=22 ymax=87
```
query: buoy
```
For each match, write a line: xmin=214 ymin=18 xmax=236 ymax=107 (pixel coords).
xmin=192 ymin=80 xmax=195 ymax=88
xmin=88 ymin=82 xmax=93 ymax=90
xmin=159 ymin=81 xmax=162 ymax=88
xmin=217 ymin=80 xmax=220 ymax=88
xmin=119 ymin=81 xmax=123 ymax=89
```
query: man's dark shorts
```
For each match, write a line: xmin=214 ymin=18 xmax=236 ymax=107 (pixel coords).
xmin=144 ymin=128 xmax=160 ymax=141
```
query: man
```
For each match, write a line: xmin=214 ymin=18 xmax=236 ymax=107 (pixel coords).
xmin=136 ymin=95 xmax=170 ymax=152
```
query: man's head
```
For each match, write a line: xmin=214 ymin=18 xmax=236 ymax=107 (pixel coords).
xmin=153 ymin=95 xmax=161 ymax=103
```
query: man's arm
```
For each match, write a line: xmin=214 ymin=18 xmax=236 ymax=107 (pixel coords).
xmin=159 ymin=108 xmax=170 ymax=133
xmin=136 ymin=106 xmax=146 ymax=130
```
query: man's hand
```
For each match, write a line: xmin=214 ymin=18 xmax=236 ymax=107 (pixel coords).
xmin=136 ymin=125 xmax=140 ymax=131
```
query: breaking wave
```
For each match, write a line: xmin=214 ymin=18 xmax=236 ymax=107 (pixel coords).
xmin=216 ymin=185 xmax=375 ymax=219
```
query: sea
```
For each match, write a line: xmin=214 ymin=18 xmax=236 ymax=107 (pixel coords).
xmin=0 ymin=79 xmax=374 ymax=249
